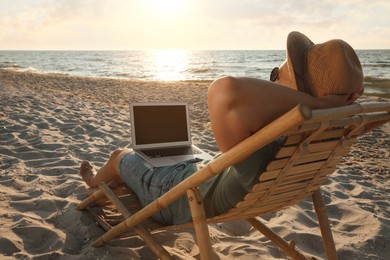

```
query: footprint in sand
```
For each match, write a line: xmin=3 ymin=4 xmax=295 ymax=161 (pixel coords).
xmin=0 ymin=237 xmax=21 ymax=256
xmin=10 ymin=198 xmax=69 ymax=219
xmin=11 ymin=225 xmax=64 ymax=255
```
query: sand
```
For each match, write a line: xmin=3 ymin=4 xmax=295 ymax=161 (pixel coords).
xmin=0 ymin=69 xmax=389 ymax=259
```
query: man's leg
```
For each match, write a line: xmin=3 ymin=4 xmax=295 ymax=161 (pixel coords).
xmin=80 ymin=148 xmax=131 ymax=188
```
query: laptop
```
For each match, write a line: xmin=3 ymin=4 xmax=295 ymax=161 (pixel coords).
xmin=130 ymin=102 xmax=213 ymax=167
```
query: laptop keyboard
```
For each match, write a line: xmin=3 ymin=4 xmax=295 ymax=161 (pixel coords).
xmin=142 ymin=146 xmax=202 ymax=158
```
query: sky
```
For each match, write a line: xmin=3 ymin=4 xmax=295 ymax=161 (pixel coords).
xmin=0 ymin=0 xmax=389 ymax=50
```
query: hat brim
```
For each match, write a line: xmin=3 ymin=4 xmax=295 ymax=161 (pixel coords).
xmin=286 ymin=31 xmax=314 ymax=94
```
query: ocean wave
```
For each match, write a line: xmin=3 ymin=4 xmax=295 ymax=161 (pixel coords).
xmin=115 ymin=72 xmax=132 ymax=78
xmin=86 ymin=58 xmax=106 ymax=62
xmin=376 ymin=61 xmax=390 ymax=64
xmin=364 ymin=63 xmax=390 ymax=68
xmin=0 ymin=62 xmax=22 ymax=69
xmin=363 ymin=76 xmax=390 ymax=95
xmin=1 ymin=65 xmax=70 ymax=77
xmin=186 ymin=67 xmax=218 ymax=74
xmin=364 ymin=76 xmax=390 ymax=87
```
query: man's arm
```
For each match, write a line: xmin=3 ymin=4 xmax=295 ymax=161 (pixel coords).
xmin=207 ymin=76 xmax=360 ymax=153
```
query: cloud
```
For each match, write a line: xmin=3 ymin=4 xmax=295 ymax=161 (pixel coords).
xmin=0 ymin=0 xmax=109 ymax=47
xmin=0 ymin=0 xmax=388 ymax=49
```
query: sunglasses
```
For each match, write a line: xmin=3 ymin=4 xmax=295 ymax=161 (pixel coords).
xmin=270 ymin=67 xmax=279 ymax=82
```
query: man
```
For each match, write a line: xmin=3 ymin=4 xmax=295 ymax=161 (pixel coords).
xmin=80 ymin=31 xmax=364 ymax=225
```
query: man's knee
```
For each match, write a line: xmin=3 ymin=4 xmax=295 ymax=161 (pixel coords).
xmin=208 ymin=76 xmax=239 ymax=108
xmin=110 ymin=148 xmax=124 ymax=160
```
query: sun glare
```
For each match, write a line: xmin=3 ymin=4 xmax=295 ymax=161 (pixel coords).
xmin=146 ymin=50 xmax=188 ymax=81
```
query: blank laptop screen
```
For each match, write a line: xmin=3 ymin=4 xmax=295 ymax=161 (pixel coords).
xmin=133 ymin=105 xmax=189 ymax=145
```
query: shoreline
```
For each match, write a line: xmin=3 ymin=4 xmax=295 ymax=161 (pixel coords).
xmin=0 ymin=69 xmax=389 ymax=259
xmin=0 ymin=68 xmax=213 ymax=108
xmin=1 ymin=68 xmax=390 ymax=98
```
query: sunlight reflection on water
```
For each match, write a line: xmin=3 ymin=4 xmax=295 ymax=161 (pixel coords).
xmin=145 ymin=50 xmax=189 ymax=81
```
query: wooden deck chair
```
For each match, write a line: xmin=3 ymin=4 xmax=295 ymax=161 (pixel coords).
xmin=78 ymin=102 xmax=390 ymax=260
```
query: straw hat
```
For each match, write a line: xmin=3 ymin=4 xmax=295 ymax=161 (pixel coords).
xmin=286 ymin=31 xmax=363 ymax=96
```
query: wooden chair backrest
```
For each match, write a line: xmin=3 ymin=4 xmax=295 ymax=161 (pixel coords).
xmin=208 ymin=102 xmax=390 ymax=223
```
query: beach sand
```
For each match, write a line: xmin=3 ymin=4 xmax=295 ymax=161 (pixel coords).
xmin=0 ymin=69 xmax=389 ymax=259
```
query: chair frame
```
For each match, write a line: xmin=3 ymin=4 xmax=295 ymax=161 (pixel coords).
xmin=78 ymin=102 xmax=390 ymax=260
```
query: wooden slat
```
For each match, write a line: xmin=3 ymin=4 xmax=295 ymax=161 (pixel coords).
xmin=284 ymin=128 xmax=346 ymax=146
xmin=252 ymin=194 xmax=301 ymax=208
xmin=227 ymin=203 xmax=280 ymax=215
xmin=336 ymin=147 xmax=356 ymax=159
xmin=253 ymin=172 xmax=314 ymax=198
xmin=316 ymin=128 xmax=346 ymax=140
xmin=241 ymin=190 xmax=267 ymax=202
xmin=308 ymin=141 xmax=340 ymax=153
xmin=256 ymin=193 xmax=309 ymax=209
xmin=275 ymin=146 xmax=297 ymax=158
xmin=237 ymin=182 xmax=312 ymax=210
xmin=283 ymin=168 xmax=334 ymax=184
xmin=265 ymin=159 xmax=287 ymax=172
xmin=250 ymin=197 xmax=306 ymax=212
xmin=272 ymin=181 xmax=310 ymax=194
xmin=267 ymin=189 xmax=306 ymax=201
xmin=240 ymin=205 xmax=285 ymax=217
xmin=236 ymin=199 xmax=259 ymax=209
xmin=251 ymin=180 xmax=274 ymax=192
xmin=284 ymin=134 xmax=305 ymax=145
xmin=280 ymin=171 xmax=319 ymax=185
xmin=275 ymin=140 xmax=339 ymax=159
xmin=313 ymin=175 xmax=329 ymax=184
xmin=244 ymin=168 xmax=335 ymax=207
xmin=262 ymin=161 xmax=325 ymax=181
xmin=266 ymin=150 xmax=332 ymax=171
xmin=264 ymin=159 xmax=341 ymax=183
xmin=241 ymin=183 xmax=309 ymax=208
xmin=295 ymin=150 xmax=333 ymax=165
xmin=229 ymin=197 xmax=310 ymax=217
xmin=282 ymin=165 xmax=337 ymax=180
xmin=260 ymin=170 xmax=281 ymax=181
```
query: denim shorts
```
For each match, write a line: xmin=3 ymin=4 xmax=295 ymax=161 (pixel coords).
xmin=119 ymin=151 xmax=197 ymax=225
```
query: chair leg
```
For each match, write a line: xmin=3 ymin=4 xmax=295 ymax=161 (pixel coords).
xmin=312 ymin=189 xmax=338 ymax=260
xmin=246 ymin=218 xmax=307 ymax=260
xmin=77 ymin=182 xmax=119 ymax=210
xmin=186 ymin=188 xmax=218 ymax=260
xmin=98 ymin=183 xmax=172 ymax=260
xmin=77 ymin=188 xmax=106 ymax=210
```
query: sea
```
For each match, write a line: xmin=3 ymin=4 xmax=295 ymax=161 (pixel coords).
xmin=0 ymin=49 xmax=389 ymax=95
